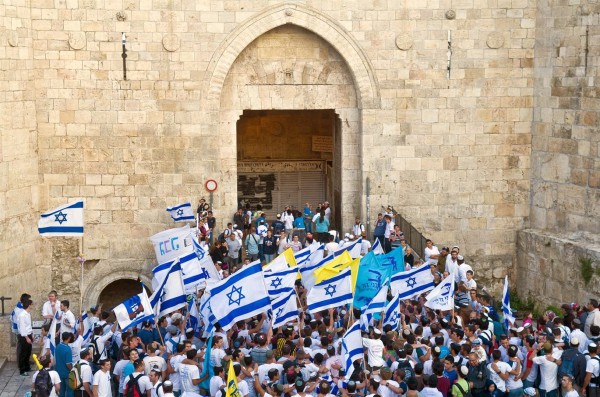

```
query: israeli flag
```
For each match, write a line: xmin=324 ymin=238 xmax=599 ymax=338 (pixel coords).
xmin=192 ymin=236 xmax=221 ymax=281
xmin=384 ymin=293 xmax=401 ymax=330
xmin=166 ymin=202 xmax=195 ymax=222
xmin=149 ymin=261 xmax=187 ymax=317
xmin=38 ymin=199 xmax=84 ymax=236
xmin=372 ymin=238 xmax=384 ymax=255
xmin=199 ymin=292 xmax=216 ymax=336
xmin=179 ymin=251 xmax=207 ymax=293
xmin=208 ymin=260 xmax=271 ymax=331
xmin=307 ymin=268 xmax=353 ymax=314
xmin=263 ymin=267 xmax=298 ymax=299
xmin=295 ymin=244 xmax=325 ymax=267
xmin=188 ymin=296 xmax=201 ymax=333
xmin=425 ymin=274 xmax=455 ymax=311
xmin=10 ymin=302 xmax=23 ymax=334
xmin=114 ymin=285 xmax=155 ymax=331
xmin=341 ymin=320 xmax=363 ymax=380
xmin=271 ymin=289 xmax=298 ymax=329
xmin=390 ymin=264 xmax=435 ymax=300
xmin=362 ymin=283 xmax=389 ymax=316
xmin=502 ymin=276 xmax=516 ymax=328
xmin=299 ymin=251 xmax=334 ymax=290
xmin=263 ymin=248 xmax=297 ymax=272
xmin=334 ymin=238 xmax=362 ymax=259
xmin=78 ymin=312 xmax=93 ymax=345
xmin=48 ymin=311 xmax=60 ymax=360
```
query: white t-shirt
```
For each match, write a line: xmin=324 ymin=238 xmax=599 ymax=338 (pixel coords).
xmin=238 ymin=379 xmax=250 ymax=397
xmin=361 ymin=239 xmax=372 ymax=255
xmin=170 ymin=355 xmax=185 ymax=391
xmin=42 ymin=300 xmax=61 ymax=318
xmin=258 ymin=363 xmax=284 ymax=384
xmin=378 ymin=380 xmax=400 ymax=397
xmin=325 ymin=242 xmax=339 ymax=254
xmin=586 ymin=356 xmax=600 ymax=382
xmin=33 ymin=369 xmax=61 ymax=397
xmin=69 ymin=336 xmax=85 ymax=364
xmin=93 ymin=370 xmax=112 ymax=397
xmin=113 ymin=359 xmax=129 ymax=393
xmin=144 ymin=355 xmax=167 ymax=375
xmin=179 ymin=363 xmax=200 ymax=393
xmin=283 ymin=214 xmax=294 ymax=229
xmin=61 ymin=310 xmax=76 ymax=334
xmin=532 ymin=355 xmax=560 ymax=391
xmin=211 ymin=348 xmax=227 ymax=367
xmin=210 ymin=375 xmax=225 ymax=397
xmin=487 ymin=361 xmax=511 ymax=392
xmin=362 ymin=338 xmax=385 ymax=368
xmin=506 ymin=360 xmax=523 ymax=391
xmin=424 ymin=246 xmax=440 ymax=265
xmin=77 ymin=360 xmax=93 ymax=390
xmin=126 ymin=372 xmax=153 ymax=394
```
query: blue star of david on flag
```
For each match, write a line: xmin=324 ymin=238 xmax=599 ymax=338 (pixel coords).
xmin=270 ymin=277 xmax=283 ymax=289
xmin=276 ymin=307 xmax=284 ymax=318
xmin=176 ymin=208 xmax=184 ymax=216
xmin=324 ymin=284 xmax=337 ymax=297
xmin=406 ymin=277 xmax=417 ymax=288
xmin=54 ymin=211 xmax=68 ymax=224
xmin=227 ymin=285 xmax=245 ymax=306
xmin=200 ymin=267 xmax=210 ymax=279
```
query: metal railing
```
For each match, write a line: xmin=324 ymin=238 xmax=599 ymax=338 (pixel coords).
xmin=394 ymin=214 xmax=428 ymax=261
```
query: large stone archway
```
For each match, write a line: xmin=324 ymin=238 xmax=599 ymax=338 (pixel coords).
xmin=204 ymin=4 xmax=380 ymax=231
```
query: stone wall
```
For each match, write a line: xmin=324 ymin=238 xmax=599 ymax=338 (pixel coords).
xmin=530 ymin=0 xmax=600 ymax=234
xmin=0 ymin=0 xmax=47 ymax=311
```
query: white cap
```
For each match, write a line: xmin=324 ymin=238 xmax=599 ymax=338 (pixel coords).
xmin=373 ymin=328 xmax=382 ymax=335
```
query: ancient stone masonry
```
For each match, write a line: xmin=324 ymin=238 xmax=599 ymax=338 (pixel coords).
xmin=0 ymin=0 xmax=597 ymax=325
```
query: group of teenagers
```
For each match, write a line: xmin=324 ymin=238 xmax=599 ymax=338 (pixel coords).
xmin=15 ymin=267 xmax=600 ymax=397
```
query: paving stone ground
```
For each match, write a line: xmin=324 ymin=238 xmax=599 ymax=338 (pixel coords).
xmin=0 ymin=362 xmax=32 ymax=397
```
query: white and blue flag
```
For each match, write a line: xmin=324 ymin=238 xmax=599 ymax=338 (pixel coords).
xmin=208 ymin=260 xmax=271 ymax=331
xmin=390 ymin=264 xmax=435 ymax=300
xmin=48 ymin=311 xmax=60 ymax=359
xmin=113 ymin=285 xmax=155 ymax=331
xmin=341 ymin=320 xmax=363 ymax=380
xmin=502 ymin=275 xmax=515 ymax=328
xmin=166 ymin=202 xmax=195 ymax=222
xmin=78 ymin=311 xmax=93 ymax=345
xmin=271 ymin=289 xmax=298 ymax=329
xmin=199 ymin=292 xmax=216 ymax=336
xmin=149 ymin=261 xmax=187 ymax=317
xmin=360 ymin=283 xmax=389 ymax=332
xmin=425 ymin=274 xmax=455 ymax=311
xmin=372 ymin=238 xmax=384 ymax=255
xmin=38 ymin=199 xmax=84 ymax=236
xmin=335 ymin=238 xmax=362 ymax=259
xmin=383 ymin=293 xmax=401 ymax=330
xmin=192 ymin=237 xmax=221 ymax=281
xmin=10 ymin=302 xmax=23 ymax=334
xmin=179 ymin=251 xmax=207 ymax=293
xmin=307 ymin=267 xmax=353 ymax=314
xmin=188 ymin=296 xmax=201 ymax=333
xmin=263 ymin=267 xmax=298 ymax=299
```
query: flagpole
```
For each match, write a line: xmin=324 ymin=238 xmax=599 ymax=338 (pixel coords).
xmin=78 ymin=234 xmax=85 ymax=314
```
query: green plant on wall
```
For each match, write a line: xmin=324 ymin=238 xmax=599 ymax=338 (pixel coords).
xmin=580 ymin=257 xmax=594 ymax=285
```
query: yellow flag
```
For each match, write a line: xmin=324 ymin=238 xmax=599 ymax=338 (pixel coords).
xmin=263 ymin=248 xmax=298 ymax=272
xmin=313 ymin=251 xmax=352 ymax=284
xmin=226 ymin=360 xmax=241 ymax=397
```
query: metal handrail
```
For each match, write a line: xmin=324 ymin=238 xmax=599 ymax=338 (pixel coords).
xmin=394 ymin=214 xmax=428 ymax=261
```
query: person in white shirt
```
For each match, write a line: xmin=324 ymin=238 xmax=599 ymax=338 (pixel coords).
xmin=144 ymin=342 xmax=168 ymax=380
xmin=17 ymin=298 xmax=34 ymax=376
xmin=92 ymin=359 xmax=112 ymax=397
xmin=585 ymin=300 xmax=600 ymax=338
xmin=562 ymin=374 xmax=579 ymax=397
xmin=324 ymin=235 xmax=339 ymax=256
xmin=424 ymin=239 xmax=440 ymax=266
xmin=42 ymin=290 xmax=61 ymax=321
xmin=487 ymin=350 xmax=511 ymax=393
xmin=149 ymin=369 xmax=165 ymax=397
xmin=178 ymin=349 xmax=204 ymax=397
xmin=232 ymin=363 xmax=250 ymax=397
xmin=362 ymin=328 xmax=385 ymax=370
xmin=351 ymin=218 xmax=365 ymax=238
xmin=125 ymin=359 xmax=154 ymax=397
xmin=32 ymin=356 xmax=61 ymax=397
xmin=532 ymin=342 xmax=562 ymax=396
xmin=76 ymin=349 xmax=94 ymax=397
xmin=60 ymin=300 xmax=76 ymax=334
xmin=378 ymin=367 xmax=402 ymax=397
xmin=90 ymin=322 xmax=117 ymax=370
xmin=582 ymin=342 xmax=600 ymax=396
xmin=210 ymin=366 xmax=226 ymax=397
xmin=420 ymin=375 xmax=443 ymax=397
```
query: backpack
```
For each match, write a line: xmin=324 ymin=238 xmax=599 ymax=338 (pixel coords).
xmin=89 ymin=336 xmax=101 ymax=363
xmin=396 ymin=358 xmax=415 ymax=380
xmin=34 ymin=369 xmax=53 ymax=397
xmin=124 ymin=374 xmax=143 ymax=397
xmin=68 ymin=362 xmax=88 ymax=390
xmin=454 ymin=381 xmax=472 ymax=397
xmin=558 ymin=348 xmax=579 ymax=379
xmin=108 ymin=337 xmax=120 ymax=361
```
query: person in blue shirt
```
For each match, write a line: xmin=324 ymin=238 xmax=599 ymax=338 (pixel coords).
xmin=55 ymin=332 xmax=74 ymax=397
xmin=254 ymin=212 xmax=266 ymax=228
xmin=373 ymin=213 xmax=387 ymax=248
xmin=303 ymin=203 xmax=313 ymax=233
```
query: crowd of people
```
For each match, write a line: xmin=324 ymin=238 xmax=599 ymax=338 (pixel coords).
xmin=11 ymin=201 xmax=600 ymax=397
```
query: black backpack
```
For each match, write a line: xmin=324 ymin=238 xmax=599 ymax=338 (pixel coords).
xmin=396 ymin=358 xmax=415 ymax=380
xmin=124 ymin=374 xmax=143 ymax=397
xmin=89 ymin=336 xmax=101 ymax=363
xmin=34 ymin=368 xmax=53 ymax=397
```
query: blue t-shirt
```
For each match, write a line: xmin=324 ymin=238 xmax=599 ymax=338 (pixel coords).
xmin=374 ymin=219 xmax=386 ymax=236
xmin=123 ymin=362 xmax=134 ymax=378
xmin=315 ymin=217 xmax=329 ymax=233
xmin=293 ymin=217 xmax=304 ymax=228
xmin=55 ymin=343 xmax=73 ymax=378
